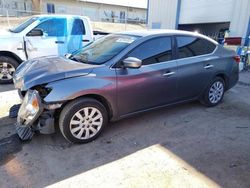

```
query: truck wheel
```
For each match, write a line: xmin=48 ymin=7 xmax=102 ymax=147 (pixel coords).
xmin=200 ymin=77 xmax=225 ymax=107
xmin=0 ymin=56 xmax=19 ymax=84
xmin=59 ymin=98 xmax=108 ymax=144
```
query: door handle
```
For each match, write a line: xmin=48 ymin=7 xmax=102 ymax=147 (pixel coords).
xmin=204 ymin=64 xmax=214 ymax=69
xmin=82 ymin=39 xmax=90 ymax=42
xmin=55 ymin=41 xmax=65 ymax=44
xmin=163 ymin=71 xmax=175 ymax=77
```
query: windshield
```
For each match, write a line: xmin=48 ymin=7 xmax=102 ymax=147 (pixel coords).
xmin=9 ymin=17 xmax=39 ymax=33
xmin=71 ymin=34 xmax=139 ymax=65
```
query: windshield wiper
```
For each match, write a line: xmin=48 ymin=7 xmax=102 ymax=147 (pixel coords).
xmin=70 ymin=56 xmax=98 ymax=65
xmin=70 ymin=56 xmax=88 ymax=64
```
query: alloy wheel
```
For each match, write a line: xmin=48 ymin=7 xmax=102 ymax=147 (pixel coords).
xmin=69 ymin=107 xmax=103 ymax=140
xmin=208 ymin=81 xmax=224 ymax=104
xmin=0 ymin=62 xmax=16 ymax=81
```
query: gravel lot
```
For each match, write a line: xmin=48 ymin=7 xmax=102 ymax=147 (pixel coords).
xmin=0 ymin=72 xmax=249 ymax=188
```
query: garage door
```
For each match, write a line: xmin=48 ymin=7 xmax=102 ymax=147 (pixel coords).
xmin=179 ymin=0 xmax=234 ymax=24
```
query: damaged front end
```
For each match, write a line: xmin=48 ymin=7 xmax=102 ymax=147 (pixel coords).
xmin=11 ymin=56 xmax=95 ymax=141
xmin=15 ymin=89 xmax=62 ymax=141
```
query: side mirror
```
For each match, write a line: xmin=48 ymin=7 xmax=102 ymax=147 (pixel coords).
xmin=27 ymin=28 xmax=43 ymax=37
xmin=123 ymin=57 xmax=142 ymax=69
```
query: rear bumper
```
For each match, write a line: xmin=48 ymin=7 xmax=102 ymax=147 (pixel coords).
xmin=227 ymin=66 xmax=239 ymax=90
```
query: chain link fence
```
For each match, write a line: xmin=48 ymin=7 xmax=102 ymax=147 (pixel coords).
xmin=0 ymin=7 xmax=147 ymax=32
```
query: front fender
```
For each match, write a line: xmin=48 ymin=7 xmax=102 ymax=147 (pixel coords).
xmin=0 ymin=37 xmax=26 ymax=60
xmin=44 ymin=75 xmax=117 ymax=113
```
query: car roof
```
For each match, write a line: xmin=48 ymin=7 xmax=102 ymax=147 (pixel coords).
xmin=34 ymin=14 xmax=89 ymax=19
xmin=119 ymin=29 xmax=218 ymax=44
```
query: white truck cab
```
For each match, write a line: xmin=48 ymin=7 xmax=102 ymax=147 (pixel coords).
xmin=0 ymin=14 xmax=96 ymax=84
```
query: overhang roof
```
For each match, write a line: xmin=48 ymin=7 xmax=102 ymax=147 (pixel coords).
xmin=79 ymin=0 xmax=147 ymax=9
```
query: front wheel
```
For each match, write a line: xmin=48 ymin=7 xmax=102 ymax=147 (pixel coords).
xmin=0 ymin=56 xmax=19 ymax=84
xmin=59 ymin=98 xmax=108 ymax=144
xmin=200 ymin=77 xmax=225 ymax=107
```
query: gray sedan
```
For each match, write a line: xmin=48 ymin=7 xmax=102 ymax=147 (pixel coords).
xmin=13 ymin=30 xmax=239 ymax=143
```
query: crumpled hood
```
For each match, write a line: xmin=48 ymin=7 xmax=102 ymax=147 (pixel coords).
xmin=14 ymin=56 xmax=98 ymax=90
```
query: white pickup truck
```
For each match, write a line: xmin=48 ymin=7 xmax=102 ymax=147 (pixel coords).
xmin=0 ymin=14 xmax=106 ymax=84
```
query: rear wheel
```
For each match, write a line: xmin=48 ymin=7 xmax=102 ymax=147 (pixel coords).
xmin=59 ymin=98 xmax=108 ymax=144
xmin=200 ymin=77 xmax=225 ymax=107
xmin=0 ymin=56 xmax=19 ymax=84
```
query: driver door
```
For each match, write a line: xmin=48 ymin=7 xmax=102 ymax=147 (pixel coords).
xmin=25 ymin=18 xmax=67 ymax=59
xmin=116 ymin=36 xmax=178 ymax=116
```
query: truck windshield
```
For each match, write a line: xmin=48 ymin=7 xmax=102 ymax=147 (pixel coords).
xmin=9 ymin=17 xmax=39 ymax=33
xmin=71 ymin=34 xmax=139 ymax=65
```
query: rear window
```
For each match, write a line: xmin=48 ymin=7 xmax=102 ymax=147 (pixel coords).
xmin=176 ymin=36 xmax=216 ymax=59
xmin=71 ymin=18 xmax=86 ymax=35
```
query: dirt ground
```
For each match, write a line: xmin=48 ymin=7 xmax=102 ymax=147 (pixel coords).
xmin=0 ymin=72 xmax=250 ymax=188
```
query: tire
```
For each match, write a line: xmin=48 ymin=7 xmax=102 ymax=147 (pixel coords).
xmin=200 ymin=77 xmax=225 ymax=107
xmin=0 ymin=56 xmax=19 ymax=84
xmin=59 ymin=98 xmax=108 ymax=144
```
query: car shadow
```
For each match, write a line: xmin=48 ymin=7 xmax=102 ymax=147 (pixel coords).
xmin=0 ymin=98 xmax=249 ymax=188
xmin=0 ymin=134 xmax=23 ymax=165
xmin=0 ymin=116 xmax=22 ymax=165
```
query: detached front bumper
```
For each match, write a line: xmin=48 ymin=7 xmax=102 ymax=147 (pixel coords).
xmin=15 ymin=89 xmax=62 ymax=141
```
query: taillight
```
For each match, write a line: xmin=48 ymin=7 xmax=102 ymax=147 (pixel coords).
xmin=233 ymin=56 xmax=240 ymax=64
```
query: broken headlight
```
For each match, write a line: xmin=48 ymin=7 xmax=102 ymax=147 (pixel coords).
xmin=17 ymin=90 xmax=43 ymax=126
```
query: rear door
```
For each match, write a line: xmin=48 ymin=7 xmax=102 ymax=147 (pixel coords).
xmin=25 ymin=17 xmax=67 ymax=59
xmin=175 ymin=36 xmax=217 ymax=100
xmin=116 ymin=36 xmax=178 ymax=116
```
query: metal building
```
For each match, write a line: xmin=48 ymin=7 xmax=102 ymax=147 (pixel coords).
xmin=42 ymin=0 xmax=147 ymax=23
xmin=0 ymin=0 xmax=147 ymax=24
xmin=148 ymin=0 xmax=250 ymax=45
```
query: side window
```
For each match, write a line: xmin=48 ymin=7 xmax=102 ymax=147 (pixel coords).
xmin=176 ymin=36 xmax=216 ymax=59
xmin=47 ymin=3 xmax=55 ymax=13
xmin=71 ymin=19 xmax=86 ymax=35
xmin=35 ymin=18 xmax=66 ymax=37
xmin=127 ymin=37 xmax=172 ymax=65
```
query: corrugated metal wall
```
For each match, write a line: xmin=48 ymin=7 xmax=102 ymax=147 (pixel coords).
xmin=179 ymin=0 xmax=234 ymax=24
xmin=42 ymin=0 xmax=147 ymax=23
xmin=0 ymin=0 xmax=32 ymax=16
xmin=229 ymin=0 xmax=250 ymax=38
xmin=147 ymin=0 xmax=178 ymax=29
xmin=148 ymin=0 xmax=250 ymax=39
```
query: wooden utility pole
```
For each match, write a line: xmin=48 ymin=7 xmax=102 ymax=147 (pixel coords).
xmin=31 ymin=0 xmax=42 ymax=14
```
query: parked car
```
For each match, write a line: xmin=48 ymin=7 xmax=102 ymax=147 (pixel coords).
xmin=0 ymin=14 xmax=106 ymax=84
xmin=13 ymin=30 xmax=239 ymax=144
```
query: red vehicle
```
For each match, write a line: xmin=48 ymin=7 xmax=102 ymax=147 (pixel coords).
xmin=224 ymin=37 xmax=242 ymax=45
